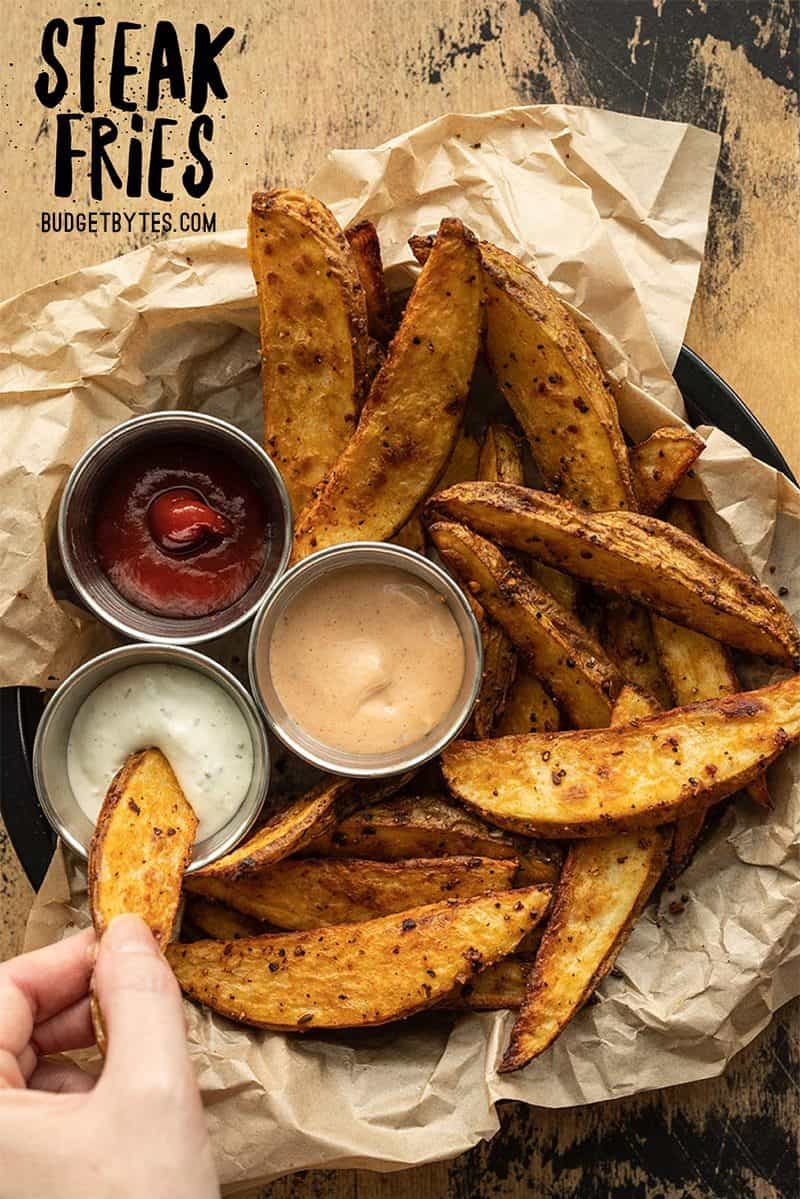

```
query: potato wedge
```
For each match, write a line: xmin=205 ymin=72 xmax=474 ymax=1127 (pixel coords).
xmin=392 ymin=431 xmax=479 ymax=557
xmin=291 ymin=218 xmax=482 ymax=562
xmin=652 ymin=498 xmax=770 ymax=871
xmin=390 ymin=515 xmax=427 ymax=555
xmin=472 ymin=426 xmax=521 ymax=738
xmin=427 ymin=483 xmax=800 ymax=665
xmin=345 ymin=219 xmax=394 ymax=344
xmin=447 ymin=957 xmax=529 ymax=1010
xmin=301 ymin=794 xmax=561 ymax=885
xmin=193 ymin=778 xmax=351 ymax=881
xmin=167 ymin=885 xmax=551 ymax=1031
xmin=442 ymin=671 xmax=800 ymax=837
xmin=496 ymin=669 xmax=560 ymax=736
xmin=499 ymin=685 xmax=670 ymax=1072
xmin=428 ymin=521 xmax=621 ymax=728
xmin=603 ymin=598 xmax=672 ymax=708
xmin=629 ymin=427 xmax=704 ymax=514
xmin=410 ymin=235 xmax=635 ymax=511
xmin=89 ymin=749 xmax=197 ymax=943
xmin=249 ymin=190 xmax=368 ymax=516
xmin=184 ymin=897 xmax=266 ymax=941
xmin=186 ymin=855 xmax=518 ymax=929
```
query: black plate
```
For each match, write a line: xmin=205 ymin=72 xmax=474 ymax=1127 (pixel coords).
xmin=1 ymin=345 xmax=796 ymax=890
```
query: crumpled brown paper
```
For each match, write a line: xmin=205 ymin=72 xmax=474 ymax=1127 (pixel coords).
xmin=13 ymin=106 xmax=800 ymax=1187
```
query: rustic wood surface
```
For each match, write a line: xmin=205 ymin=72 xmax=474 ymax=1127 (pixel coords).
xmin=1 ymin=2 xmax=797 ymax=1196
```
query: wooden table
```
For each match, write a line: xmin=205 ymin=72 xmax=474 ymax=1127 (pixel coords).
xmin=2 ymin=3 xmax=797 ymax=1195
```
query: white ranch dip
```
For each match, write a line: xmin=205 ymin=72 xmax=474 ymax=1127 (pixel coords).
xmin=66 ymin=664 xmax=253 ymax=839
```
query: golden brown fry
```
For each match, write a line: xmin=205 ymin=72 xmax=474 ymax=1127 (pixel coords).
xmin=442 ymin=672 xmax=800 ymax=837
xmin=89 ymin=749 xmax=197 ymax=943
xmin=410 ymin=235 xmax=635 ymax=511
xmin=472 ymin=425 xmax=521 ymax=737
xmin=167 ymin=886 xmax=551 ymax=1031
xmin=249 ymin=190 xmax=368 ymax=515
xmin=499 ymin=685 xmax=669 ymax=1071
xmin=496 ymin=669 xmax=560 ymax=736
xmin=428 ymin=521 xmax=621 ymax=728
xmin=629 ymin=427 xmax=704 ymax=514
xmin=302 ymin=794 xmax=560 ymax=885
xmin=292 ymin=219 xmax=482 ymax=562
xmin=652 ymin=499 xmax=770 ymax=872
xmin=603 ymin=599 xmax=672 ymax=708
xmin=427 ymin=483 xmax=800 ymax=665
xmin=193 ymin=778 xmax=350 ymax=881
xmin=446 ymin=957 xmax=529 ymax=1010
xmin=440 ymin=431 xmax=481 ymax=489
xmin=183 ymin=896 xmax=266 ymax=941
xmin=186 ymin=855 xmax=518 ymax=929
xmin=345 ymin=219 xmax=394 ymax=344
xmin=390 ymin=515 xmax=427 ymax=555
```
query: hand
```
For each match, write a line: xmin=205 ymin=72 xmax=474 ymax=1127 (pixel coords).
xmin=0 ymin=915 xmax=219 ymax=1199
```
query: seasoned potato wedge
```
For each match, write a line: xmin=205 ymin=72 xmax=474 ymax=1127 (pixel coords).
xmin=442 ymin=672 xmax=800 ymax=837
xmin=428 ymin=521 xmax=621 ymax=728
xmin=89 ymin=749 xmax=197 ymax=943
xmin=440 ymin=430 xmax=481 ymax=489
xmin=500 ymin=685 xmax=669 ymax=1072
xmin=184 ymin=897 xmax=266 ymax=941
xmin=291 ymin=219 xmax=482 ymax=562
xmin=249 ymin=190 xmax=368 ymax=515
xmin=345 ymin=219 xmax=394 ymax=344
xmin=301 ymin=794 xmax=561 ymax=885
xmin=447 ymin=957 xmax=529 ymax=1011
xmin=427 ymin=483 xmax=800 ymax=665
xmin=167 ymin=886 xmax=551 ymax=1031
xmin=186 ymin=855 xmax=517 ymax=929
xmin=629 ymin=427 xmax=704 ymax=514
xmin=410 ymin=235 xmax=635 ymax=511
xmin=652 ymin=498 xmax=769 ymax=871
xmin=193 ymin=778 xmax=351 ymax=881
xmin=390 ymin=515 xmax=427 ymax=555
xmin=496 ymin=668 xmax=560 ymax=736
xmin=472 ymin=425 xmax=521 ymax=737
xmin=603 ymin=598 xmax=672 ymax=708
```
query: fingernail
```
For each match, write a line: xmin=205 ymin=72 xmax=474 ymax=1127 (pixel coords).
xmin=104 ymin=914 xmax=156 ymax=954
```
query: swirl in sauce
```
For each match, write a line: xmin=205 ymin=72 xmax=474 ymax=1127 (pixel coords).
xmin=268 ymin=564 xmax=466 ymax=754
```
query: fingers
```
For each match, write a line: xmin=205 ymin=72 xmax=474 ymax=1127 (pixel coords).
xmin=0 ymin=929 xmax=95 ymax=1026
xmin=32 ymin=997 xmax=94 ymax=1057
xmin=28 ymin=1058 xmax=95 ymax=1094
xmin=92 ymin=915 xmax=191 ymax=1097
xmin=0 ymin=1048 xmax=25 ymax=1090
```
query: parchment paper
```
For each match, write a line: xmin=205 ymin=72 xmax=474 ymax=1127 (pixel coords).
xmin=11 ymin=106 xmax=800 ymax=1188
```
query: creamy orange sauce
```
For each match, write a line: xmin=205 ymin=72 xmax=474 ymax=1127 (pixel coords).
xmin=268 ymin=564 xmax=466 ymax=754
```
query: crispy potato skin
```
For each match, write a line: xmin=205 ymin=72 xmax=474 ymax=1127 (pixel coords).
xmin=651 ymin=499 xmax=770 ymax=872
xmin=411 ymin=235 xmax=635 ymax=511
xmin=427 ymin=482 xmax=800 ymax=665
xmin=291 ymin=218 xmax=482 ymax=561
xmin=186 ymin=855 xmax=518 ymax=929
xmin=500 ymin=685 xmax=669 ymax=1071
xmin=447 ymin=957 xmax=529 ymax=1011
xmin=345 ymin=219 xmax=394 ymax=344
xmin=88 ymin=749 xmax=197 ymax=945
xmin=496 ymin=669 xmax=560 ymax=736
xmin=630 ymin=427 xmax=704 ymax=514
xmin=392 ymin=431 xmax=479 ymax=555
xmin=472 ymin=426 xmax=520 ymax=737
xmin=442 ymin=672 xmax=800 ymax=837
xmin=167 ymin=886 xmax=551 ymax=1031
xmin=249 ymin=190 xmax=369 ymax=516
xmin=301 ymin=794 xmax=561 ymax=886
xmin=183 ymin=897 xmax=266 ymax=941
xmin=429 ymin=521 xmax=620 ymax=728
xmin=194 ymin=778 xmax=351 ymax=881
xmin=603 ymin=598 xmax=672 ymax=709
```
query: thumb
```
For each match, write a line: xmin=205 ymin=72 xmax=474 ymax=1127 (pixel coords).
xmin=92 ymin=914 xmax=192 ymax=1096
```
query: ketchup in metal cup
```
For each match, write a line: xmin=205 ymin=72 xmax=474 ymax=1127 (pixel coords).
xmin=93 ymin=444 xmax=269 ymax=618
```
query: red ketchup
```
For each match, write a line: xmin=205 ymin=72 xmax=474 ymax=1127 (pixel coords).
xmin=93 ymin=444 xmax=269 ymax=618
